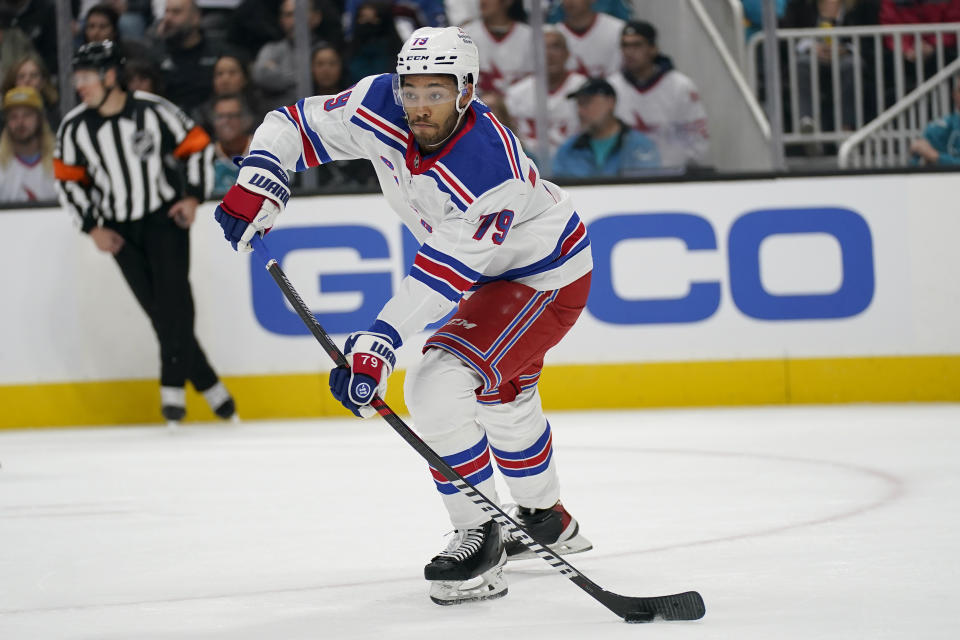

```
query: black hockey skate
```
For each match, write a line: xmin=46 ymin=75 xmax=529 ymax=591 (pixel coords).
xmin=160 ymin=404 xmax=186 ymax=422
xmin=202 ymin=382 xmax=237 ymax=422
xmin=424 ymin=519 xmax=507 ymax=605
xmin=504 ymin=501 xmax=593 ymax=561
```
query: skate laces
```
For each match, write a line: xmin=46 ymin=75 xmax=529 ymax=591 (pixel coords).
xmin=501 ymin=503 xmax=533 ymax=545
xmin=437 ymin=528 xmax=485 ymax=562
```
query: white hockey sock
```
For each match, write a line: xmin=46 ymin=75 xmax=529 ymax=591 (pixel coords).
xmin=160 ymin=386 xmax=185 ymax=408
xmin=202 ymin=381 xmax=230 ymax=409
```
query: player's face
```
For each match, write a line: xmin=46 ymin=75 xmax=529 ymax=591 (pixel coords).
xmin=73 ymin=69 xmax=107 ymax=106
xmin=4 ymin=106 xmax=41 ymax=143
xmin=400 ymin=75 xmax=463 ymax=150
xmin=621 ymin=34 xmax=657 ymax=75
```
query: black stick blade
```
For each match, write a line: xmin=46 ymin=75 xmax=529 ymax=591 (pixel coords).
xmin=608 ymin=590 xmax=706 ymax=623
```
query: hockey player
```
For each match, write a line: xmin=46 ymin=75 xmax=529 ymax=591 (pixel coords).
xmin=214 ymin=26 xmax=593 ymax=605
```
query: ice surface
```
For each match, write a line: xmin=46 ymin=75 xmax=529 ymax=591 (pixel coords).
xmin=1 ymin=404 xmax=958 ymax=639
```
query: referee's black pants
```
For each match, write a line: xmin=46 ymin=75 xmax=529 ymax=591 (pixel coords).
xmin=107 ymin=208 xmax=219 ymax=392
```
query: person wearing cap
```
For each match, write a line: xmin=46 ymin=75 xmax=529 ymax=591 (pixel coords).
xmin=54 ymin=40 xmax=236 ymax=425
xmin=607 ymin=20 xmax=710 ymax=169
xmin=214 ymin=25 xmax=595 ymax=606
xmin=552 ymin=76 xmax=660 ymax=178
xmin=0 ymin=85 xmax=56 ymax=201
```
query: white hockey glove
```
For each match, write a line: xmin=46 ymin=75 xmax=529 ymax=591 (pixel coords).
xmin=214 ymin=153 xmax=290 ymax=253
xmin=328 ymin=330 xmax=398 ymax=418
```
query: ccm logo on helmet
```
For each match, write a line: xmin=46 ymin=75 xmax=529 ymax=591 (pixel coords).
xmin=405 ymin=55 xmax=430 ymax=61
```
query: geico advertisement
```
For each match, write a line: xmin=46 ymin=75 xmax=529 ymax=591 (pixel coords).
xmin=3 ymin=173 xmax=958 ymax=383
xmin=224 ymin=174 xmax=955 ymax=369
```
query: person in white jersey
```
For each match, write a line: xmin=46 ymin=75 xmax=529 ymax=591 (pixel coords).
xmin=504 ymin=26 xmax=586 ymax=164
xmin=554 ymin=0 xmax=624 ymax=78
xmin=214 ymin=26 xmax=594 ymax=606
xmin=0 ymin=86 xmax=57 ymax=202
xmin=607 ymin=20 xmax=710 ymax=169
xmin=462 ymin=0 xmax=534 ymax=96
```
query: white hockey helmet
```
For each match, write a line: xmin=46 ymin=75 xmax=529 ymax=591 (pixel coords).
xmin=395 ymin=26 xmax=479 ymax=114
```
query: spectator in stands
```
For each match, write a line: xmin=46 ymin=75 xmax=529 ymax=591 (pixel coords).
xmin=547 ymin=0 xmax=632 ymax=22
xmin=148 ymin=0 xmax=222 ymax=113
xmin=78 ymin=0 xmax=152 ymax=40
xmin=346 ymin=2 xmax=404 ymax=84
xmin=505 ymin=27 xmax=586 ymax=163
xmin=463 ymin=0 xmax=534 ymax=97
xmin=210 ymin=93 xmax=254 ymax=195
xmin=311 ymin=42 xmax=348 ymax=95
xmin=252 ymin=0 xmax=342 ymax=111
xmin=782 ymin=0 xmax=880 ymax=137
xmin=195 ymin=52 xmax=263 ymax=134
xmin=1 ymin=54 xmax=59 ymax=126
xmin=0 ymin=86 xmax=56 ymax=201
xmin=82 ymin=4 xmax=151 ymax=63
xmin=125 ymin=56 xmax=163 ymax=94
xmin=225 ymin=0 xmax=283 ymax=57
xmin=910 ymin=75 xmax=960 ymax=165
xmin=0 ymin=7 xmax=37 ymax=83
xmin=554 ymin=0 xmax=625 ymax=78
xmin=445 ymin=0 xmax=478 ymax=26
xmin=881 ymin=0 xmax=960 ymax=63
xmin=307 ymin=43 xmax=377 ymax=189
xmin=553 ymin=77 xmax=660 ymax=178
xmin=742 ymin=0 xmax=787 ymax=41
xmin=607 ymin=21 xmax=710 ymax=169
xmin=880 ymin=0 xmax=960 ymax=100
xmin=8 ymin=0 xmax=58 ymax=77
xmin=345 ymin=0 xmax=447 ymax=41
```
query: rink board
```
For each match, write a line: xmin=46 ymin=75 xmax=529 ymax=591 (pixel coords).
xmin=2 ymin=172 xmax=958 ymax=427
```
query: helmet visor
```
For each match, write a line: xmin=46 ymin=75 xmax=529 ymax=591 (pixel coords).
xmin=392 ymin=74 xmax=460 ymax=110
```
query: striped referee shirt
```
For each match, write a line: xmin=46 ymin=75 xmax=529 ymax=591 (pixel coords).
xmin=54 ymin=90 xmax=214 ymax=232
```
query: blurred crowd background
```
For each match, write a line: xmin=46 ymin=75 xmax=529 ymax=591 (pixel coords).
xmin=0 ymin=0 xmax=958 ymax=204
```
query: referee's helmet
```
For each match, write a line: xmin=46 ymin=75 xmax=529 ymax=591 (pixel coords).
xmin=72 ymin=40 xmax=124 ymax=72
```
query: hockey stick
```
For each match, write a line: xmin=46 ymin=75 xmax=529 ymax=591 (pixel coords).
xmin=249 ymin=234 xmax=705 ymax=623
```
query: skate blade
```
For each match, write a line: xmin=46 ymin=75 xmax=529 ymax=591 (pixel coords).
xmin=507 ymin=534 xmax=593 ymax=561
xmin=429 ymin=566 xmax=507 ymax=605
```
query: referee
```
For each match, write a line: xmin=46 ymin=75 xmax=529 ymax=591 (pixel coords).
xmin=54 ymin=40 xmax=235 ymax=424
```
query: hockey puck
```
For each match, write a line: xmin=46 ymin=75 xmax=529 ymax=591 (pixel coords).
xmin=623 ymin=612 xmax=655 ymax=623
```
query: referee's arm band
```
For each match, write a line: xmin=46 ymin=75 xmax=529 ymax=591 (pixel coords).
xmin=173 ymin=126 xmax=212 ymax=159
xmin=53 ymin=159 xmax=89 ymax=183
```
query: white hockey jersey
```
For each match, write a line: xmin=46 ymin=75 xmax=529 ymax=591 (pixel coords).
xmin=557 ymin=13 xmax=624 ymax=78
xmin=505 ymin=71 xmax=586 ymax=159
xmin=462 ymin=20 xmax=535 ymax=96
xmin=0 ymin=156 xmax=57 ymax=202
xmin=248 ymin=74 xmax=593 ymax=346
xmin=607 ymin=69 xmax=710 ymax=168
